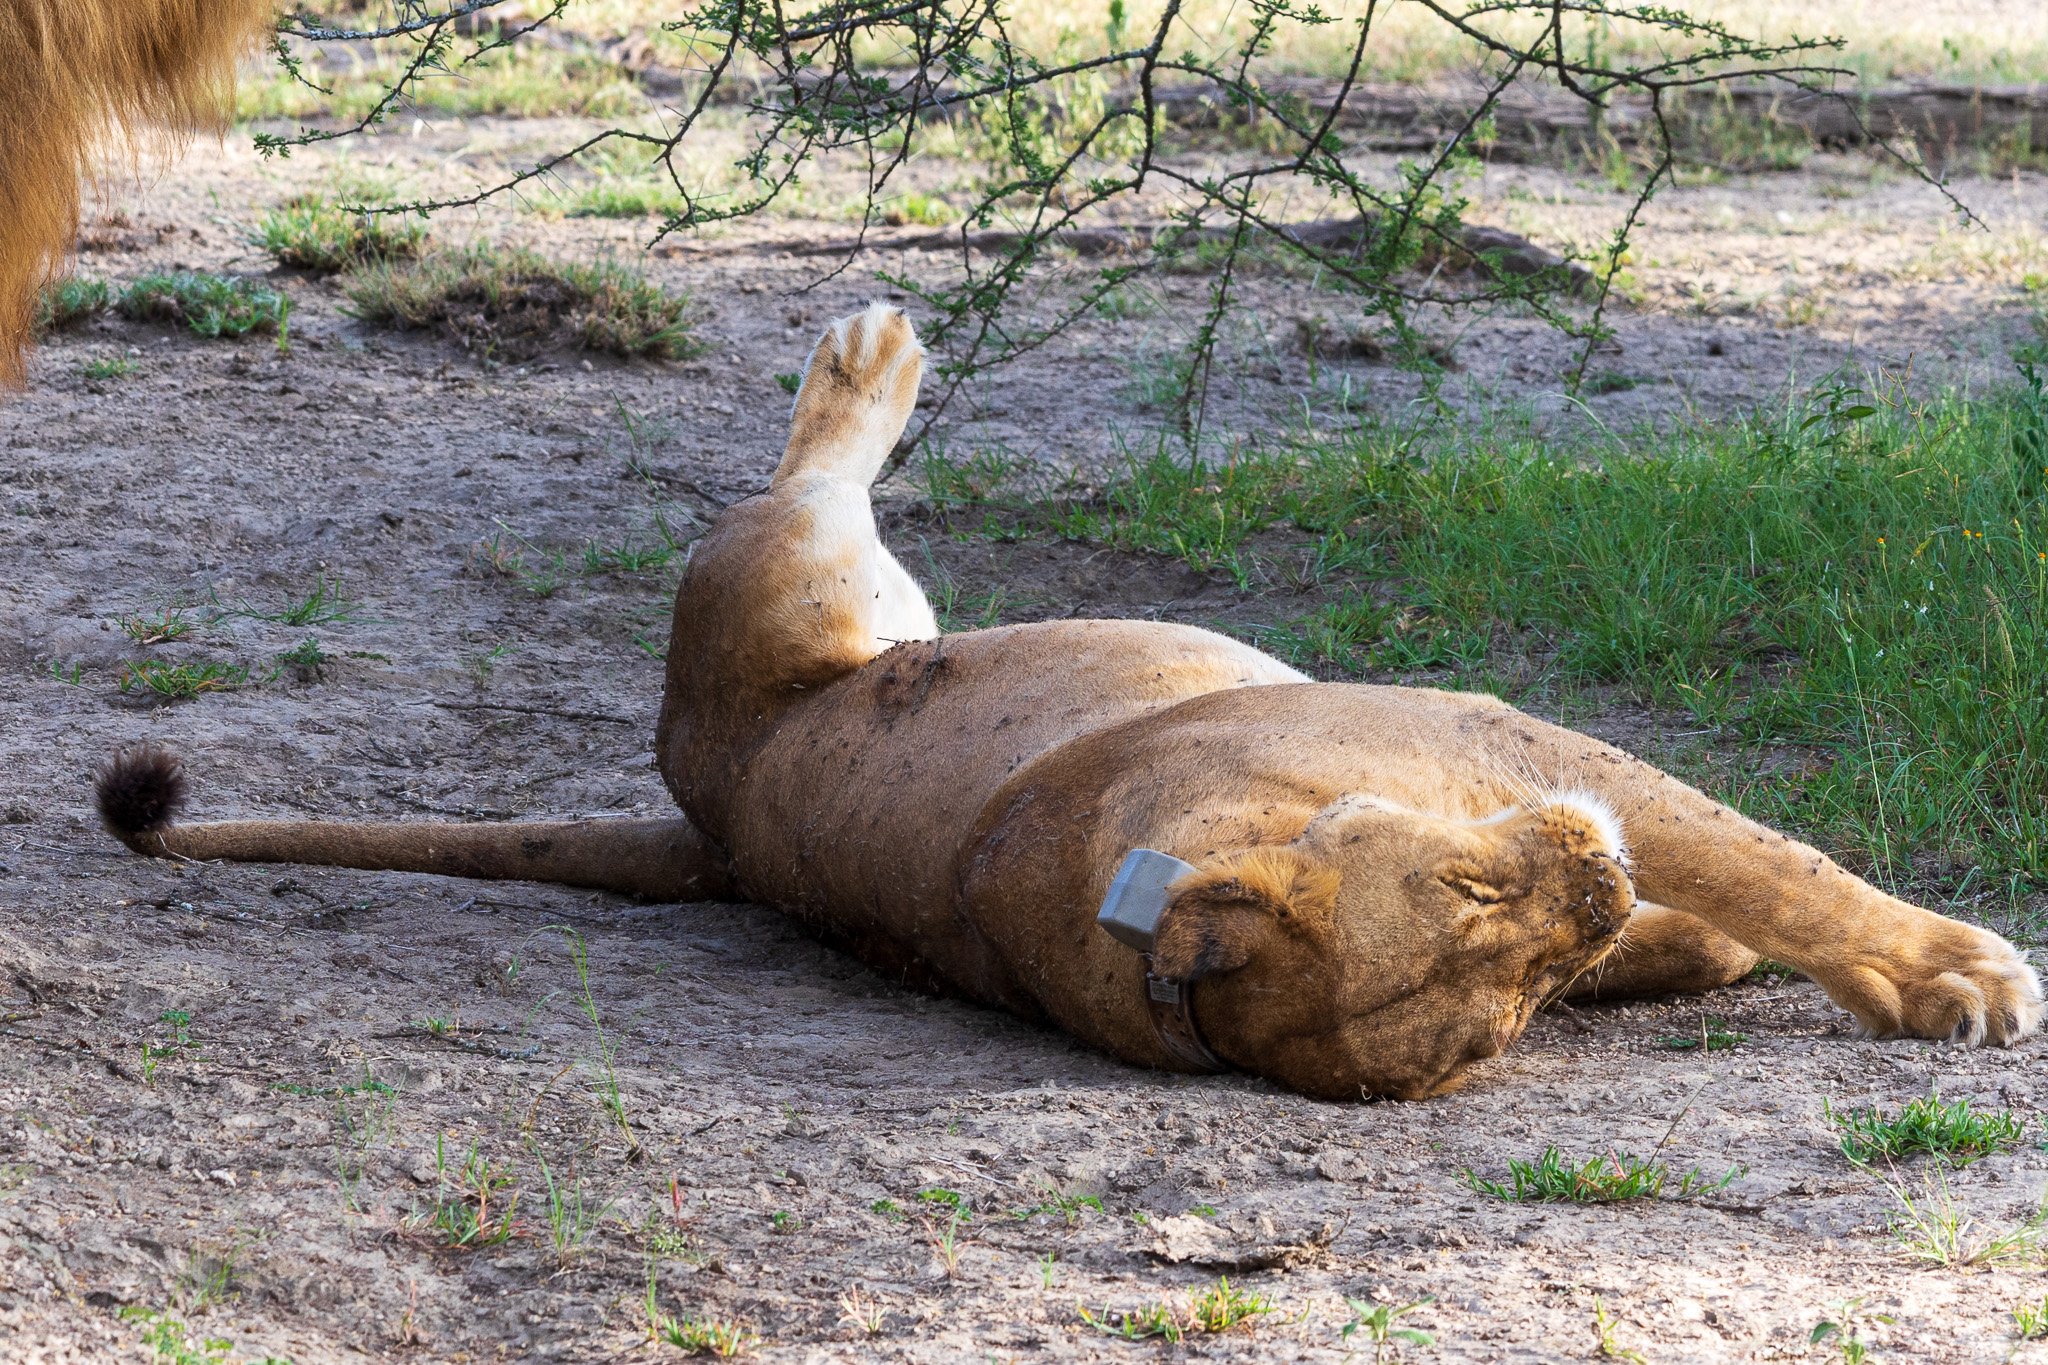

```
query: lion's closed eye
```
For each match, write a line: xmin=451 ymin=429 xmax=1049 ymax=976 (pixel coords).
xmin=1441 ymin=875 xmax=1508 ymax=904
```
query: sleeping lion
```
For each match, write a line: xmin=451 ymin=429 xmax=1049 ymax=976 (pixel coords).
xmin=97 ymin=305 xmax=2042 ymax=1100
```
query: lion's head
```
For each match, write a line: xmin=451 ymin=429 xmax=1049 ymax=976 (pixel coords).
xmin=1153 ymin=793 xmax=1634 ymax=1100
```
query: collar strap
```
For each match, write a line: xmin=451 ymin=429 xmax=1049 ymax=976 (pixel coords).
xmin=1143 ymin=964 xmax=1228 ymax=1073
xmin=1098 ymin=848 xmax=1230 ymax=1075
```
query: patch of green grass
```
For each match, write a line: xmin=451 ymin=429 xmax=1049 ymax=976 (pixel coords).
xmin=1827 ymin=1091 xmax=2027 ymax=1167
xmin=36 ymin=277 xmax=110 ymax=331
xmin=1342 ymin=1296 xmax=1434 ymax=1359
xmin=1466 ymin=1147 xmax=1737 ymax=1203
xmin=345 ymin=242 xmax=699 ymax=361
xmin=240 ymin=39 xmax=644 ymax=123
xmin=1811 ymin=1298 xmax=1892 ymax=1365
xmin=258 ymin=196 xmax=429 ymax=273
xmin=81 ymin=355 xmax=136 ymax=381
xmin=1582 ymin=370 xmax=1647 ymax=395
xmin=404 ymin=1133 xmax=519 ymax=1249
xmin=269 ymin=636 xmax=328 ymax=681
xmin=117 ymin=272 xmax=289 ymax=340
xmin=1185 ymin=1277 xmax=1277 ymax=1334
xmin=1079 ymin=1276 xmax=1276 ymax=1344
xmin=1011 ymin=1183 xmax=1103 ymax=1225
xmin=121 ymin=603 xmax=196 ymax=646
xmin=118 ymin=659 xmax=248 ymax=700
xmin=214 ymin=575 xmax=362 ymax=627
xmin=1885 ymin=1171 xmax=2048 ymax=1267
xmin=2015 ymin=1294 xmax=2048 ymax=1340
xmin=920 ymin=370 xmax=2048 ymax=889
xmin=1659 ymin=1016 xmax=1746 ymax=1051
xmin=645 ymin=1267 xmax=758 ymax=1356
xmin=565 ymin=179 xmax=684 ymax=219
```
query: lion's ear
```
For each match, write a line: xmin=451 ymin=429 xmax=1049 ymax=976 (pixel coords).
xmin=1151 ymin=847 xmax=1340 ymax=982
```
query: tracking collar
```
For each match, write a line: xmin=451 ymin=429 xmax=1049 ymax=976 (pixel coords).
xmin=1097 ymin=849 xmax=1228 ymax=1074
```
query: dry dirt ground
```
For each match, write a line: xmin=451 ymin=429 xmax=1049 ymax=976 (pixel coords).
xmin=4 ymin=120 xmax=2048 ymax=1364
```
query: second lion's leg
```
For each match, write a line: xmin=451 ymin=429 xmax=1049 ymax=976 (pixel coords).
xmin=1563 ymin=902 xmax=1759 ymax=1002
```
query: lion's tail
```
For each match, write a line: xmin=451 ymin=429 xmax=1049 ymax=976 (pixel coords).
xmin=95 ymin=745 xmax=737 ymax=903
xmin=1 ymin=0 xmax=275 ymax=385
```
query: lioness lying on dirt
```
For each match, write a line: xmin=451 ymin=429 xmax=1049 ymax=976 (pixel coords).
xmin=98 ymin=305 xmax=2043 ymax=1099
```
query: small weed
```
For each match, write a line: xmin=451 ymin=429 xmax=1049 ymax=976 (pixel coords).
xmin=551 ymin=926 xmax=638 ymax=1154
xmin=838 ymin=1285 xmax=886 ymax=1337
xmin=1078 ymin=1299 xmax=1185 ymax=1343
xmin=83 ymin=355 xmax=136 ymax=381
xmin=881 ymin=191 xmax=954 ymax=226
xmin=1189 ymin=1203 xmax=1218 ymax=1217
xmin=257 ymin=195 xmax=428 ymax=273
xmin=36 ymin=277 xmax=110 ymax=331
xmin=869 ymin=1197 xmax=903 ymax=1219
xmin=117 ymin=272 xmax=289 ymax=341
xmin=1466 ymin=1147 xmax=1737 ymax=1203
xmin=48 ymin=659 xmax=84 ymax=685
xmin=1186 ymin=1277 xmax=1277 ymax=1334
xmin=121 ymin=604 xmax=196 ymax=646
xmin=1582 ymin=371 xmax=1646 ymax=395
xmin=346 ymin=242 xmax=699 ymax=362
xmin=1886 ymin=1172 xmax=2048 ymax=1268
xmin=1011 ymin=1182 xmax=1101 ymax=1225
xmin=405 ymin=1133 xmax=520 ymax=1249
xmin=1079 ymin=1276 xmax=1276 ymax=1343
xmin=1039 ymin=1251 xmax=1058 ymax=1289
xmin=331 ymin=1077 xmax=400 ymax=1211
xmin=1594 ymin=1297 xmax=1647 ymax=1364
xmin=211 ymin=574 xmax=362 ymax=628
xmin=924 ymin=1208 xmax=968 ymax=1277
xmin=774 ymin=371 xmax=802 ymax=394
xmin=1341 ymin=1295 xmax=1434 ymax=1362
xmin=119 ymin=659 xmax=249 ymax=700
xmin=916 ymin=1187 xmax=970 ymax=1218
xmin=645 ymin=1267 xmax=757 ymax=1356
xmin=530 ymin=1143 xmax=613 ymax=1262
xmin=139 ymin=1009 xmax=197 ymax=1086
xmin=1828 ymin=1092 xmax=2027 ymax=1167
xmin=769 ymin=1209 xmax=798 ymax=1234
xmin=269 ymin=637 xmax=327 ymax=681
xmin=469 ymin=641 xmax=515 ymax=688
xmin=120 ymin=1308 xmax=231 ymax=1365
xmin=2014 ymin=1294 xmax=2048 ymax=1339
xmin=582 ymin=537 xmax=674 ymax=575
xmin=1811 ymin=1297 xmax=1893 ymax=1364
xmin=1659 ymin=1016 xmax=1746 ymax=1051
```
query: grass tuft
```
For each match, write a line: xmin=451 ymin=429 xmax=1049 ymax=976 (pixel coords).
xmin=1827 ymin=1091 xmax=2027 ymax=1167
xmin=258 ymin=195 xmax=429 ymax=272
xmin=345 ymin=243 xmax=699 ymax=361
xmin=36 ymin=277 xmax=110 ymax=332
xmin=118 ymin=660 xmax=248 ymax=700
xmin=1466 ymin=1147 xmax=1737 ymax=1203
xmin=117 ymin=273 xmax=289 ymax=340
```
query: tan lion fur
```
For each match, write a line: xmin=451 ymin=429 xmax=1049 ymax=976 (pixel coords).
xmin=0 ymin=0 xmax=274 ymax=385
xmin=96 ymin=303 xmax=2045 ymax=1101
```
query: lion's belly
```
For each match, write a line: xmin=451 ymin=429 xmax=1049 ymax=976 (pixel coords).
xmin=720 ymin=618 xmax=1301 ymax=997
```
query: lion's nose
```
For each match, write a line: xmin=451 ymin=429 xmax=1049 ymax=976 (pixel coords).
xmin=1577 ymin=852 xmax=1633 ymax=935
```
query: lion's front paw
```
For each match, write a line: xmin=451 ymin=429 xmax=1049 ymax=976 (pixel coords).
xmin=1826 ymin=919 xmax=2043 ymax=1047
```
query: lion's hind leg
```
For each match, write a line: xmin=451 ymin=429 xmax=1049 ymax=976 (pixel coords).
xmin=774 ymin=302 xmax=927 ymax=489
xmin=1563 ymin=902 xmax=1759 ymax=1003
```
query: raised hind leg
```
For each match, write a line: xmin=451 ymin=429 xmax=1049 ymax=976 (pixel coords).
xmin=655 ymin=304 xmax=938 ymax=831
xmin=1563 ymin=902 xmax=1759 ymax=1002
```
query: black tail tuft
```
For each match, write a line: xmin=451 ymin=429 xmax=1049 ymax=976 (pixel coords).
xmin=96 ymin=744 xmax=186 ymax=845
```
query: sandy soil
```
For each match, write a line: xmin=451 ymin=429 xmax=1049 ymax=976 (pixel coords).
xmin=3 ymin=119 xmax=2047 ymax=1363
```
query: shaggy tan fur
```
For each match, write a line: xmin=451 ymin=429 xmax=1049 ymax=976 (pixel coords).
xmin=96 ymin=305 xmax=2045 ymax=1101
xmin=0 ymin=0 xmax=274 ymax=384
